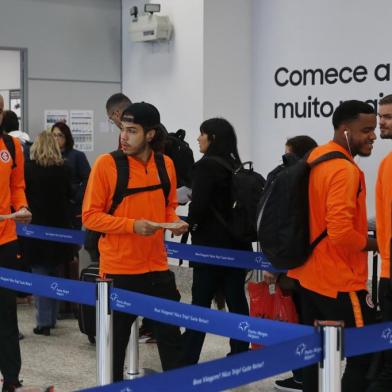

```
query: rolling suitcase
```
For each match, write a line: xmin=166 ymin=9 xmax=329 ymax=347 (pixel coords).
xmin=58 ymin=257 xmax=80 ymax=318
xmin=78 ymin=263 xmax=99 ymax=344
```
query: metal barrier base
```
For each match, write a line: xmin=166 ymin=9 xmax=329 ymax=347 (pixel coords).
xmin=125 ymin=367 xmax=156 ymax=380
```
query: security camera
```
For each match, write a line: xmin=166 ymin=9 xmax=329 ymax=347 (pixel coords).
xmin=144 ymin=3 xmax=160 ymax=14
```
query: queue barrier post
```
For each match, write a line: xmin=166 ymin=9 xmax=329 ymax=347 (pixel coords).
xmin=316 ymin=320 xmax=344 ymax=392
xmin=125 ymin=317 xmax=156 ymax=379
xmin=96 ymin=279 xmax=113 ymax=386
xmin=256 ymin=242 xmax=263 ymax=282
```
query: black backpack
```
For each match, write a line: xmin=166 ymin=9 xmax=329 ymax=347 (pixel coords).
xmin=207 ymin=156 xmax=266 ymax=243
xmin=257 ymin=151 xmax=355 ymax=269
xmin=164 ymin=129 xmax=194 ymax=188
xmin=1 ymin=133 xmax=16 ymax=169
xmin=84 ymin=150 xmax=170 ymax=258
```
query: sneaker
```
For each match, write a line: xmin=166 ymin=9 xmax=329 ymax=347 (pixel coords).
xmin=33 ymin=326 xmax=51 ymax=336
xmin=2 ymin=380 xmax=22 ymax=392
xmin=274 ymin=377 xmax=303 ymax=391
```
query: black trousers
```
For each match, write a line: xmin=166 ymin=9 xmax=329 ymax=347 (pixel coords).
xmin=107 ymin=270 xmax=182 ymax=381
xmin=0 ymin=241 xmax=21 ymax=385
xmin=180 ymin=266 xmax=250 ymax=366
xmin=366 ymin=278 xmax=392 ymax=392
xmin=291 ymin=283 xmax=303 ymax=382
xmin=299 ymin=285 xmax=376 ymax=392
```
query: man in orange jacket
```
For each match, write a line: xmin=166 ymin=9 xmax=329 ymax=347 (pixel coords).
xmin=82 ymin=102 xmax=188 ymax=381
xmin=0 ymin=94 xmax=32 ymax=392
xmin=288 ymin=100 xmax=378 ymax=392
xmin=367 ymin=95 xmax=392 ymax=392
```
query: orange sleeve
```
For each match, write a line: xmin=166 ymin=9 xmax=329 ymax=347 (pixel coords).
xmin=376 ymin=157 xmax=392 ymax=267
xmin=164 ymin=156 xmax=180 ymax=222
xmin=325 ymin=164 xmax=367 ymax=250
xmin=82 ymin=155 xmax=134 ymax=234
xmin=10 ymin=138 xmax=27 ymax=211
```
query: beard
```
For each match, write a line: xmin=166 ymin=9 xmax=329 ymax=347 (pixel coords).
xmin=380 ymin=133 xmax=392 ymax=139
xmin=124 ymin=139 xmax=148 ymax=156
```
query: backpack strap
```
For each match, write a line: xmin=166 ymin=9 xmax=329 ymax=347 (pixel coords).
xmin=309 ymin=150 xmax=352 ymax=168
xmin=2 ymin=133 xmax=16 ymax=169
xmin=309 ymin=150 xmax=360 ymax=251
xmin=310 ymin=230 xmax=328 ymax=251
xmin=154 ymin=152 xmax=170 ymax=204
xmin=108 ymin=150 xmax=130 ymax=215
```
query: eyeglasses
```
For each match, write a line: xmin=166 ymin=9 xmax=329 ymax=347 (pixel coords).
xmin=53 ymin=133 xmax=65 ymax=139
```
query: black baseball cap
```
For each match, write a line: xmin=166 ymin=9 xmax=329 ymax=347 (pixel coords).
xmin=121 ymin=102 xmax=160 ymax=129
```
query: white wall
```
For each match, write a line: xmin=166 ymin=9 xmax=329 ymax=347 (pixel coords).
xmin=251 ymin=0 xmax=392 ymax=216
xmin=122 ymin=0 xmax=204 ymax=157
xmin=122 ymin=0 xmax=253 ymax=161
xmin=203 ymin=0 xmax=252 ymax=161
xmin=0 ymin=0 xmax=122 ymax=163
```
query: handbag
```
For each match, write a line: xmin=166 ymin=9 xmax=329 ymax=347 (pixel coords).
xmin=248 ymin=281 xmax=299 ymax=348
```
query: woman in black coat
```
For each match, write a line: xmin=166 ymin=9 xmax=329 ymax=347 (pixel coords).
xmin=22 ymin=131 xmax=73 ymax=336
xmin=51 ymin=122 xmax=90 ymax=230
xmin=180 ymin=118 xmax=252 ymax=365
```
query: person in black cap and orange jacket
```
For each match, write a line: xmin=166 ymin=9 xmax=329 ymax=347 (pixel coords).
xmin=82 ymin=102 xmax=188 ymax=381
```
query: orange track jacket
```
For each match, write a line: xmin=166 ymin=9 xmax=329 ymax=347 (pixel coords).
xmin=288 ymin=141 xmax=368 ymax=298
xmin=82 ymin=152 xmax=179 ymax=276
xmin=376 ymin=151 xmax=392 ymax=279
xmin=0 ymin=136 xmax=27 ymax=245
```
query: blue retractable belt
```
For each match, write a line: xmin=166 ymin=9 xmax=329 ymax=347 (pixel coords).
xmin=82 ymin=331 xmax=321 ymax=392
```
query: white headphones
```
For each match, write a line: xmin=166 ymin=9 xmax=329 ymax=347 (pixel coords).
xmin=344 ymin=129 xmax=353 ymax=156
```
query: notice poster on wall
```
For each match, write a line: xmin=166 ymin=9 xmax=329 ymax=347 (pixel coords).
xmin=44 ymin=110 xmax=69 ymax=129
xmin=70 ymin=110 xmax=94 ymax=152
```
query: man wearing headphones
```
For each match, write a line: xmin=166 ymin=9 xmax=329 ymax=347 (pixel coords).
xmin=288 ymin=100 xmax=378 ymax=392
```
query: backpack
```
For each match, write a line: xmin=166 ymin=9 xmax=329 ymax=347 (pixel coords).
xmin=107 ymin=150 xmax=170 ymax=213
xmin=207 ymin=156 xmax=266 ymax=243
xmin=164 ymin=129 xmax=194 ymax=188
xmin=84 ymin=150 xmax=170 ymax=259
xmin=257 ymin=151 xmax=355 ymax=270
xmin=1 ymin=133 xmax=16 ymax=169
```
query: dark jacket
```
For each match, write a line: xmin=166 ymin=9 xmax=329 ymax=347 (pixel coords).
xmin=62 ymin=148 xmax=91 ymax=206
xmin=22 ymin=161 xmax=74 ymax=266
xmin=188 ymin=156 xmax=252 ymax=252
